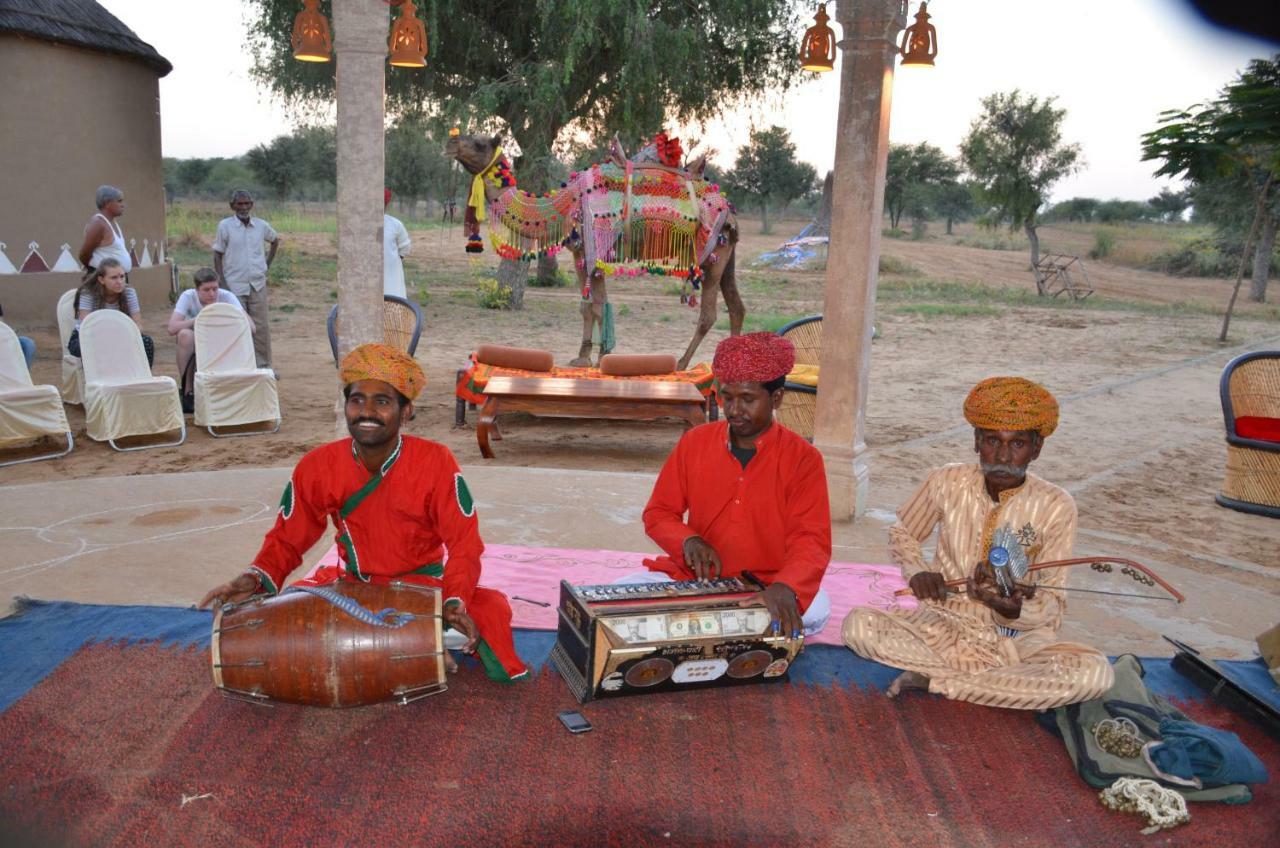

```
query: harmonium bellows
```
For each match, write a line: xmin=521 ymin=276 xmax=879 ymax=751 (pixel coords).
xmin=549 ymin=576 xmax=804 ymax=703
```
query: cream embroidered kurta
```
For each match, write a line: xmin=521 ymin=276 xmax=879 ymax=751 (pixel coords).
xmin=843 ymin=463 xmax=1113 ymax=709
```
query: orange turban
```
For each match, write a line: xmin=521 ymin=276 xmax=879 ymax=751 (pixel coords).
xmin=713 ymin=333 xmax=795 ymax=384
xmin=339 ymin=343 xmax=425 ymax=401
xmin=963 ymin=376 xmax=1059 ymax=438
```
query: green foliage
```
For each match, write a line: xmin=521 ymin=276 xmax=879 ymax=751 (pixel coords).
xmin=1143 ymin=54 xmax=1280 ymax=315
xmin=269 ymin=250 xmax=294 ymax=286
xmin=883 ymin=142 xmax=961 ymax=229
xmin=244 ymin=125 xmax=336 ymax=201
xmin=1044 ymin=197 xmax=1100 ymax=223
xmin=386 ymin=117 xmax=458 ymax=205
xmin=723 ymin=126 xmax=817 ymax=234
xmin=474 ymin=278 xmax=512 ymax=310
xmin=960 ymin=90 xmax=1081 ymax=262
xmin=1149 ymin=188 xmax=1190 ymax=222
xmin=932 ymin=181 xmax=980 ymax=234
xmin=1088 ymin=231 xmax=1116 ymax=260
xmin=527 ymin=268 xmax=570 ymax=288
xmin=246 ymin=0 xmax=804 ymax=192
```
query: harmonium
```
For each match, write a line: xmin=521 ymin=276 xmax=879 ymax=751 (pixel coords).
xmin=549 ymin=575 xmax=804 ymax=703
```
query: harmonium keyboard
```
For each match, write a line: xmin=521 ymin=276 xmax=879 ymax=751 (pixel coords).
xmin=549 ymin=575 xmax=805 ymax=703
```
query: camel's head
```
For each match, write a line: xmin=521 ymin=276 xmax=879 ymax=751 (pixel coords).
xmin=445 ymin=133 xmax=502 ymax=175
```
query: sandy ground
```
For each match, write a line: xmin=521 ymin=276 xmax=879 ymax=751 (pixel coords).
xmin=3 ymin=217 xmax=1278 ymax=641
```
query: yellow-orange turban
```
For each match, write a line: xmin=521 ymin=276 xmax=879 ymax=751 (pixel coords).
xmin=339 ymin=343 xmax=425 ymax=401
xmin=963 ymin=376 xmax=1059 ymax=438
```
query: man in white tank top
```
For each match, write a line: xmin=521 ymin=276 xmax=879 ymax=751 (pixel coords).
xmin=78 ymin=185 xmax=132 ymax=273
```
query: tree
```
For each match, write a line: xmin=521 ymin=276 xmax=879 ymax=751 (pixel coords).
xmin=385 ymin=117 xmax=455 ymax=212
xmin=883 ymin=142 xmax=960 ymax=229
xmin=960 ymin=90 xmax=1082 ymax=268
xmin=1149 ymin=188 xmax=1190 ymax=222
xmin=932 ymin=180 xmax=979 ymax=235
xmin=245 ymin=0 xmax=806 ymax=296
xmin=245 ymin=133 xmax=309 ymax=200
xmin=176 ymin=158 xmax=214 ymax=196
xmin=1143 ymin=54 xmax=1280 ymax=332
xmin=724 ymin=126 xmax=817 ymax=234
xmin=1044 ymin=197 xmax=1100 ymax=223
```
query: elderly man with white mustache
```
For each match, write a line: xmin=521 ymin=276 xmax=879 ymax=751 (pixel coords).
xmin=843 ymin=376 xmax=1114 ymax=710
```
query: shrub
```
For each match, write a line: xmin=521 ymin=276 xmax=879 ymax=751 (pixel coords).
xmin=879 ymin=254 xmax=921 ymax=276
xmin=1088 ymin=230 xmax=1116 ymax=260
xmin=474 ymin=277 xmax=512 ymax=309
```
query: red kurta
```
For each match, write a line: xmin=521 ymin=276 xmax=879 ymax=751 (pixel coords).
xmin=249 ymin=435 xmax=527 ymax=681
xmin=642 ymin=420 xmax=832 ymax=611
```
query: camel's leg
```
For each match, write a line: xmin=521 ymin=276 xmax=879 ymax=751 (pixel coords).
xmin=589 ymin=273 xmax=609 ymax=362
xmin=677 ymin=271 xmax=721 ymax=371
xmin=569 ymin=252 xmax=595 ymax=366
xmin=717 ymin=249 xmax=744 ymax=336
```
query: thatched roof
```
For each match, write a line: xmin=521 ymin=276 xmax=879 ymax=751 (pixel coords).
xmin=0 ymin=0 xmax=172 ymax=76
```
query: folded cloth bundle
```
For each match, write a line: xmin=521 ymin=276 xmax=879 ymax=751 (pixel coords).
xmin=1144 ymin=718 xmax=1270 ymax=788
xmin=787 ymin=364 xmax=819 ymax=387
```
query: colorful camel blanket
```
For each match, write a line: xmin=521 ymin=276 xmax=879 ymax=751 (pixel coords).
xmin=455 ymin=359 xmax=715 ymax=405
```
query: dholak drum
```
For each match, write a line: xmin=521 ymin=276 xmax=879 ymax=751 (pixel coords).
xmin=211 ymin=580 xmax=446 ymax=707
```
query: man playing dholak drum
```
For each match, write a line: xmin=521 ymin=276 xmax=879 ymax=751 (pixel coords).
xmin=200 ymin=343 xmax=527 ymax=682
xmin=843 ymin=377 xmax=1114 ymax=709
xmin=624 ymin=333 xmax=833 ymax=638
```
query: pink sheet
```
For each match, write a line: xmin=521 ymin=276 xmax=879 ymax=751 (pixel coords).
xmin=307 ymin=543 xmax=913 ymax=646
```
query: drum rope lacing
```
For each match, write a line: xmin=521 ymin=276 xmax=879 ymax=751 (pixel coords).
xmin=284 ymin=585 xmax=416 ymax=628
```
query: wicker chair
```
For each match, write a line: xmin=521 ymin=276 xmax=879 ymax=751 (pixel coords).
xmin=776 ymin=315 xmax=822 ymax=440
xmin=1216 ymin=350 xmax=1280 ymax=518
xmin=327 ymin=295 xmax=424 ymax=365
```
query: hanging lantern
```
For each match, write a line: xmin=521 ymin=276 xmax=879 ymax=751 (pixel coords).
xmin=899 ymin=2 xmax=938 ymax=67
xmin=388 ymin=0 xmax=428 ymax=68
xmin=291 ymin=0 xmax=332 ymax=63
xmin=799 ymin=3 xmax=837 ymax=72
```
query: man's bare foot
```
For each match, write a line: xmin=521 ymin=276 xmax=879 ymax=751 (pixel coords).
xmin=887 ymin=671 xmax=930 ymax=698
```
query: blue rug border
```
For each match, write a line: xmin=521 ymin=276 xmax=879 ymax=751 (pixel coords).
xmin=0 ymin=598 xmax=1272 ymax=715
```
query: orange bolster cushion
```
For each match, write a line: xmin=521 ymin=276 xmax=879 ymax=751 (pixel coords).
xmin=599 ymin=353 xmax=678 ymax=377
xmin=475 ymin=344 xmax=554 ymax=372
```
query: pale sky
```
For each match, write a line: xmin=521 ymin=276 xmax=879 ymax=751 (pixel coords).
xmin=102 ymin=0 xmax=1274 ymax=203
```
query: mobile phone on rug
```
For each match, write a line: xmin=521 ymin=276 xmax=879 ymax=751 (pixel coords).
xmin=557 ymin=709 xmax=592 ymax=734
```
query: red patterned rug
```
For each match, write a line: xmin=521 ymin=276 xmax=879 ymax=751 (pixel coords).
xmin=1 ymin=640 xmax=1275 ymax=848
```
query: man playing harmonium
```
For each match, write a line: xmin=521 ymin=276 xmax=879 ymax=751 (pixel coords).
xmin=199 ymin=343 xmax=527 ymax=682
xmin=843 ymin=376 xmax=1113 ymax=709
xmin=623 ymin=332 xmax=833 ymax=639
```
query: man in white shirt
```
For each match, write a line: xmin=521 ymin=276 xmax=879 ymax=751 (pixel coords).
xmin=383 ymin=188 xmax=412 ymax=299
xmin=168 ymin=268 xmax=247 ymax=409
xmin=212 ymin=190 xmax=280 ymax=369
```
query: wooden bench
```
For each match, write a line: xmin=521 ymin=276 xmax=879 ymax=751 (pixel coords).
xmin=476 ymin=375 xmax=714 ymax=458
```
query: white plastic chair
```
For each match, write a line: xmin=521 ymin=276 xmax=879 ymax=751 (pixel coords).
xmin=0 ymin=322 xmax=74 ymax=466
xmin=79 ymin=310 xmax=185 ymax=451
xmin=193 ymin=303 xmax=280 ymax=436
xmin=56 ymin=289 xmax=84 ymax=405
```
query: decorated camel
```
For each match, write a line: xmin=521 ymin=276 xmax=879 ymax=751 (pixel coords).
xmin=446 ymin=132 xmax=742 ymax=369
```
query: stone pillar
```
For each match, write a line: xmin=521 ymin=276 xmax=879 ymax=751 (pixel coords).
xmin=812 ymin=0 xmax=904 ymax=520
xmin=333 ymin=0 xmax=387 ymax=362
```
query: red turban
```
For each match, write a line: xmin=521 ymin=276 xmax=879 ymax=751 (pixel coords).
xmin=712 ymin=333 xmax=796 ymax=384
xmin=339 ymin=343 xmax=425 ymax=401
xmin=384 ymin=188 xmax=392 ymax=205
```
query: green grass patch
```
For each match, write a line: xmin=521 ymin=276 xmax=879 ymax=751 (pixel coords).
xmin=714 ymin=312 xmax=806 ymax=333
xmin=877 ymin=278 xmax=1227 ymax=317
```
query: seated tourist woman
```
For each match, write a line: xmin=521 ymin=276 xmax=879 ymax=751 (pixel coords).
xmin=67 ymin=258 xmax=155 ymax=367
